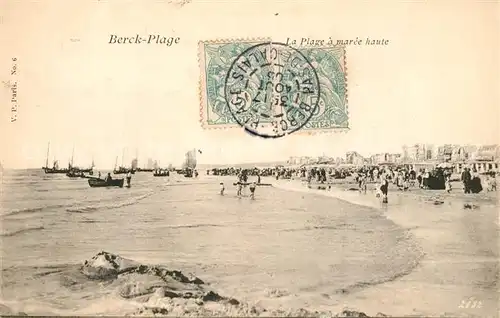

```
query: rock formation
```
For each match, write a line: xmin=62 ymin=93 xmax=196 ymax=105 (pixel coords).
xmin=81 ymin=251 xmax=386 ymax=317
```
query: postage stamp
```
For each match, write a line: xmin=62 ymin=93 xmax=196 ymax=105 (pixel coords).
xmin=198 ymin=39 xmax=348 ymax=136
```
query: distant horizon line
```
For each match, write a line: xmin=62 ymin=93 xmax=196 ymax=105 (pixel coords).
xmin=1 ymin=143 xmax=498 ymax=170
xmin=1 ymin=160 xmax=290 ymax=170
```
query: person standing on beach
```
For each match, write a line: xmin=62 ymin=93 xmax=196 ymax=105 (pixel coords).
xmin=461 ymin=168 xmax=472 ymax=194
xmin=126 ymin=171 xmax=132 ymax=187
xmin=219 ymin=182 xmax=225 ymax=195
xmin=358 ymin=173 xmax=367 ymax=194
xmin=422 ymin=169 xmax=430 ymax=189
xmin=380 ymin=175 xmax=389 ymax=203
xmin=373 ymin=167 xmax=379 ymax=182
xmin=236 ymin=182 xmax=243 ymax=196
xmin=249 ymin=182 xmax=256 ymax=199
xmin=445 ymin=175 xmax=452 ymax=193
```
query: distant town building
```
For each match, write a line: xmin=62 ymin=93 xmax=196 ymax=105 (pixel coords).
xmin=473 ymin=145 xmax=499 ymax=161
xmin=463 ymin=145 xmax=479 ymax=160
xmin=402 ymin=144 xmax=427 ymax=162
xmin=451 ymin=145 xmax=468 ymax=162
xmin=345 ymin=151 xmax=364 ymax=166
xmin=287 ymin=156 xmax=314 ymax=165
xmin=425 ymin=144 xmax=434 ymax=160
xmin=316 ymin=156 xmax=335 ymax=164
xmin=370 ymin=153 xmax=401 ymax=165
xmin=434 ymin=144 xmax=454 ymax=162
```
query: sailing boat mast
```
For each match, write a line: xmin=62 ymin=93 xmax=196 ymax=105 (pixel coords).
xmin=121 ymin=149 xmax=125 ymax=167
xmin=45 ymin=142 xmax=50 ymax=168
xmin=70 ymin=146 xmax=75 ymax=168
xmin=114 ymin=156 xmax=118 ymax=170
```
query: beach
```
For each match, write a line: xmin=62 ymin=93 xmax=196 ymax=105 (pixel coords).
xmin=0 ymin=170 xmax=498 ymax=317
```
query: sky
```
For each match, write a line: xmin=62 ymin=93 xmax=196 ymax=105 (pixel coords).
xmin=1 ymin=0 xmax=498 ymax=169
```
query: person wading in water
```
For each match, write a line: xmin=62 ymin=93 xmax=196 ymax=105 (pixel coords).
xmin=249 ymin=182 xmax=256 ymax=199
xmin=126 ymin=171 xmax=132 ymax=187
xmin=380 ymin=175 xmax=389 ymax=203
xmin=105 ymin=173 xmax=112 ymax=184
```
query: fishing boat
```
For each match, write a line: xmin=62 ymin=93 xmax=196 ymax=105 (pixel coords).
xmin=76 ymin=167 xmax=94 ymax=173
xmin=88 ymin=178 xmax=124 ymax=188
xmin=113 ymin=151 xmax=136 ymax=174
xmin=113 ymin=167 xmax=134 ymax=174
xmin=137 ymin=168 xmax=154 ymax=172
xmin=66 ymin=171 xmax=94 ymax=178
xmin=42 ymin=142 xmax=70 ymax=174
xmin=153 ymin=169 xmax=169 ymax=177
xmin=67 ymin=170 xmax=85 ymax=178
xmin=66 ymin=147 xmax=94 ymax=176
xmin=44 ymin=161 xmax=70 ymax=174
xmin=181 ymin=149 xmax=198 ymax=178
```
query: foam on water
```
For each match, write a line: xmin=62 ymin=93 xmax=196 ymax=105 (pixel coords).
xmin=1 ymin=171 xmax=497 ymax=316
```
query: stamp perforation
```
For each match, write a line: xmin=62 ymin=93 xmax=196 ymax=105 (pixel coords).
xmin=294 ymin=44 xmax=349 ymax=135
xmin=198 ymin=38 xmax=272 ymax=130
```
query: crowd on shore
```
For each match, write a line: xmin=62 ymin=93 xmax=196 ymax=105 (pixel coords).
xmin=208 ymin=164 xmax=498 ymax=195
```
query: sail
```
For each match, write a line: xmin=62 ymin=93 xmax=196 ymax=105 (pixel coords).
xmin=45 ymin=142 xmax=50 ymax=168
xmin=183 ymin=149 xmax=197 ymax=169
xmin=131 ymin=158 xmax=138 ymax=170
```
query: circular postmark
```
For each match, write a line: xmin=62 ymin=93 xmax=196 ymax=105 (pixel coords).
xmin=224 ymin=42 xmax=320 ymax=138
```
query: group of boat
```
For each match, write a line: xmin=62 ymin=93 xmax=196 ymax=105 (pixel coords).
xmin=42 ymin=143 xmax=95 ymax=176
xmin=42 ymin=144 xmax=201 ymax=188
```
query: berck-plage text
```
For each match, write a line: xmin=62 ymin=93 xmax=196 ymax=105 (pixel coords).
xmin=109 ymin=34 xmax=180 ymax=46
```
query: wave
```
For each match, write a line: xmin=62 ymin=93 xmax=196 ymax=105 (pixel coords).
xmin=167 ymin=182 xmax=217 ymax=187
xmin=78 ymin=219 xmax=100 ymax=223
xmin=272 ymin=180 xmax=381 ymax=210
xmin=2 ymin=205 xmax=67 ymax=217
xmin=282 ymin=222 xmax=358 ymax=232
xmin=0 ymin=251 xmax=390 ymax=317
xmin=276 ymin=180 xmax=426 ymax=294
xmin=163 ymin=223 xmax=226 ymax=229
xmin=334 ymin=247 xmax=425 ymax=295
xmin=164 ymin=198 xmax=206 ymax=203
xmin=1 ymin=226 xmax=44 ymax=237
xmin=66 ymin=191 xmax=154 ymax=213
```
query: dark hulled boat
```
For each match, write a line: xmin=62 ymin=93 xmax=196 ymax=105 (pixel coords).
xmin=88 ymin=178 xmax=124 ymax=188
xmin=113 ymin=167 xmax=135 ymax=174
xmin=77 ymin=167 xmax=93 ymax=173
xmin=44 ymin=166 xmax=69 ymax=174
xmin=153 ymin=170 xmax=169 ymax=177
xmin=113 ymin=150 xmax=136 ymax=174
xmin=137 ymin=168 xmax=154 ymax=172
xmin=42 ymin=144 xmax=69 ymax=173
xmin=67 ymin=170 xmax=84 ymax=178
xmin=66 ymin=170 xmax=94 ymax=178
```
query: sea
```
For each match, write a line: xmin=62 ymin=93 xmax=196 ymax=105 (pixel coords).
xmin=0 ymin=169 xmax=498 ymax=316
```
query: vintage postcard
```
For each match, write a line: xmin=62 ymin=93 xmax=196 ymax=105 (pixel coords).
xmin=0 ymin=1 xmax=498 ymax=317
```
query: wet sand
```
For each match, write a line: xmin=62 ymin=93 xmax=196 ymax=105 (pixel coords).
xmin=270 ymin=176 xmax=499 ymax=317
xmin=1 ymin=172 xmax=498 ymax=317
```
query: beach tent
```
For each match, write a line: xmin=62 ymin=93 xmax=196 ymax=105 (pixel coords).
xmin=337 ymin=163 xmax=356 ymax=168
xmin=437 ymin=162 xmax=454 ymax=168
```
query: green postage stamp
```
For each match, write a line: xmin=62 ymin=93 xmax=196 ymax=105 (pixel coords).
xmin=198 ymin=39 xmax=348 ymax=137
